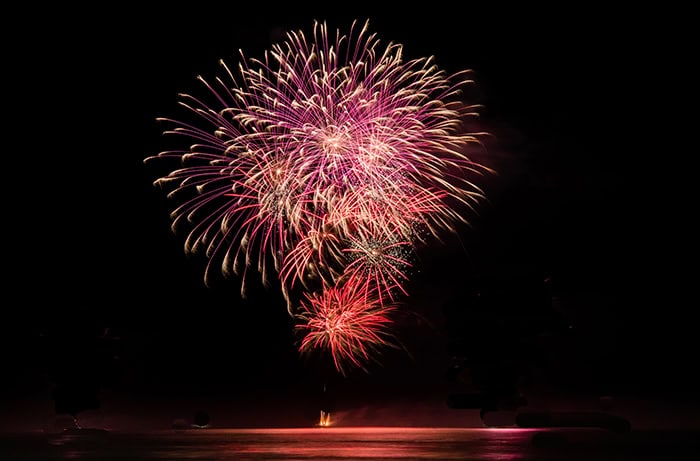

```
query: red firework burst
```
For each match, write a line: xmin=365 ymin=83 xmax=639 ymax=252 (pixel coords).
xmin=295 ymin=278 xmax=399 ymax=376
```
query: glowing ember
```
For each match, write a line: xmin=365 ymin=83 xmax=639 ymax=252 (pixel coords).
xmin=319 ymin=410 xmax=331 ymax=427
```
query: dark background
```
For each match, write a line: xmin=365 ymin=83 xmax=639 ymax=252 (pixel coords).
xmin=3 ymin=3 xmax=694 ymax=427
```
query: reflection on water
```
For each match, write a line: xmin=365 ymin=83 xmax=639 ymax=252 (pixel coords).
xmin=156 ymin=427 xmax=533 ymax=460
xmin=2 ymin=427 xmax=698 ymax=460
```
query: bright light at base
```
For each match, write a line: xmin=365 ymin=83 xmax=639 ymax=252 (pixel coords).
xmin=318 ymin=410 xmax=331 ymax=427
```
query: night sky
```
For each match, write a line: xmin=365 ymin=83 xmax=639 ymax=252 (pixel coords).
xmin=4 ymin=4 xmax=694 ymax=429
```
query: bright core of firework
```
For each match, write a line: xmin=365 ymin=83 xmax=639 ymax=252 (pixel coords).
xmin=145 ymin=19 xmax=493 ymax=375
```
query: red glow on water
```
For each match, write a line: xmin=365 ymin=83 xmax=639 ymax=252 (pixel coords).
xmin=218 ymin=427 xmax=537 ymax=459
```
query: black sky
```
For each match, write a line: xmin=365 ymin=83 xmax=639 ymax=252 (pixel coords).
xmin=4 ymin=3 xmax=695 ymax=424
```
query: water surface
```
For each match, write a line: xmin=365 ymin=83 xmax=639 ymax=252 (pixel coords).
xmin=2 ymin=427 xmax=698 ymax=460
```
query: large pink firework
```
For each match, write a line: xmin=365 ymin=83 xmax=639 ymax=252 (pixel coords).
xmin=146 ymin=19 xmax=492 ymax=373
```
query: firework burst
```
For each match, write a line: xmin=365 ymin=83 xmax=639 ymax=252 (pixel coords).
xmin=341 ymin=222 xmax=415 ymax=304
xmin=146 ymin=18 xmax=493 ymax=374
xmin=295 ymin=278 xmax=400 ymax=376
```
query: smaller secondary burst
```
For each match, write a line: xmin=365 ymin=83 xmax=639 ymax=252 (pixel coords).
xmin=295 ymin=278 xmax=399 ymax=376
xmin=341 ymin=224 xmax=415 ymax=305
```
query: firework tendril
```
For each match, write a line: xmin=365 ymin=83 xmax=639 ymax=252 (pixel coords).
xmin=145 ymin=19 xmax=493 ymax=375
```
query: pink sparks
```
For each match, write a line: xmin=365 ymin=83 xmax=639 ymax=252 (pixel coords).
xmin=146 ymin=18 xmax=493 ymax=372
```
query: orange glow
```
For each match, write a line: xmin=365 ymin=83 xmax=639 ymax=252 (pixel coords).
xmin=318 ymin=410 xmax=331 ymax=427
